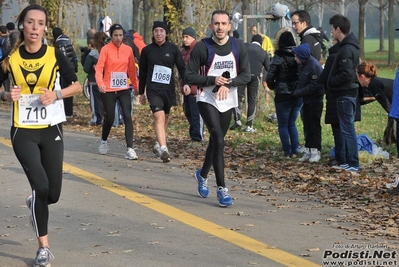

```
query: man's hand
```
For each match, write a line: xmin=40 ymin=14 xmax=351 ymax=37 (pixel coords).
xmin=183 ymin=84 xmax=191 ymax=96
xmin=215 ymin=85 xmax=229 ymax=101
xmin=139 ymin=94 xmax=146 ymax=105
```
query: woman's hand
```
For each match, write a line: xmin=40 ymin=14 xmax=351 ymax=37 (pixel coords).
xmin=39 ymin=88 xmax=57 ymax=106
xmin=10 ymin=86 xmax=21 ymax=102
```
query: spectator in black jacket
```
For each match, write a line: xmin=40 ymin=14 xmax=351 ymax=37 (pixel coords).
xmin=292 ymin=43 xmax=324 ymax=163
xmin=266 ymin=29 xmax=300 ymax=158
xmin=327 ymin=14 xmax=360 ymax=172
xmin=291 ymin=10 xmax=322 ymax=61
xmin=53 ymin=27 xmax=78 ymax=118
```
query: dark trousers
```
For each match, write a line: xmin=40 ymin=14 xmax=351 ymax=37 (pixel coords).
xmin=183 ymin=94 xmax=203 ymax=142
xmin=101 ymin=90 xmax=133 ymax=148
xmin=197 ymin=102 xmax=232 ymax=188
xmin=232 ymin=76 xmax=259 ymax=127
xmin=90 ymin=83 xmax=102 ymax=124
xmin=302 ymin=102 xmax=323 ymax=150
xmin=11 ymin=124 xmax=64 ymax=237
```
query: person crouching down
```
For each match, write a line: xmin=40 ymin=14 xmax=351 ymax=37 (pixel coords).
xmin=292 ymin=43 xmax=324 ymax=162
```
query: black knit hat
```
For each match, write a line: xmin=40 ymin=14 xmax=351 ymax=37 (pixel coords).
xmin=278 ymin=31 xmax=296 ymax=48
xmin=182 ymin=27 xmax=196 ymax=39
xmin=152 ymin=21 xmax=169 ymax=34
xmin=6 ymin=22 xmax=15 ymax=31
xmin=251 ymin=34 xmax=263 ymax=45
xmin=52 ymin=27 xmax=63 ymax=40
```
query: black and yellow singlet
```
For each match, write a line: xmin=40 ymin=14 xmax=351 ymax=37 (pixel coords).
xmin=6 ymin=45 xmax=77 ymax=129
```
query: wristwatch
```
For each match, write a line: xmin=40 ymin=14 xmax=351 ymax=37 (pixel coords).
xmin=56 ymin=90 xmax=62 ymax=100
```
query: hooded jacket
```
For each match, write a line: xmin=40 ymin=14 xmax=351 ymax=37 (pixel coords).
xmin=292 ymin=43 xmax=324 ymax=104
xmin=327 ymin=32 xmax=360 ymax=97
xmin=83 ymin=49 xmax=99 ymax=83
xmin=299 ymin=26 xmax=323 ymax=61
xmin=54 ymin=34 xmax=78 ymax=73
xmin=266 ymin=31 xmax=298 ymax=102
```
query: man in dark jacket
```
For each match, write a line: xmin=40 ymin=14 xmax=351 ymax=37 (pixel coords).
xmin=327 ymin=14 xmax=360 ymax=172
xmin=291 ymin=10 xmax=322 ymax=62
xmin=230 ymin=34 xmax=270 ymax=132
xmin=53 ymin=27 xmax=78 ymax=118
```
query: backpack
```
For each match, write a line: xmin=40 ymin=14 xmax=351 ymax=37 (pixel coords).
xmin=0 ymin=35 xmax=11 ymax=61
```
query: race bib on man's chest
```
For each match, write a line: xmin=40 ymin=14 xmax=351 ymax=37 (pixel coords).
xmin=151 ymin=65 xmax=172 ymax=84
xmin=110 ymin=72 xmax=128 ymax=88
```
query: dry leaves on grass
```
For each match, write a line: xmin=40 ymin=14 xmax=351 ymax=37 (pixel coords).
xmin=62 ymin=100 xmax=399 ymax=241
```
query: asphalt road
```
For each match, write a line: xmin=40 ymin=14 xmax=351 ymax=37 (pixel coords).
xmin=0 ymin=109 xmax=396 ymax=267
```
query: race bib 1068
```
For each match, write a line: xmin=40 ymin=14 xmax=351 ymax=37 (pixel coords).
xmin=151 ymin=65 xmax=172 ymax=85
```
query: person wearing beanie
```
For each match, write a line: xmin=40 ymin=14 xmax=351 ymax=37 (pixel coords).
xmin=291 ymin=43 xmax=324 ymax=163
xmin=230 ymin=33 xmax=270 ymax=133
xmin=95 ymin=23 xmax=139 ymax=160
xmin=185 ymin=10 xmax=251 ymax=207
xmin=180 ymin=27 xmax=204 ymax=146
xmin=182 ymin=27 xmax=196 ymax=39
xmin=52 ymin=26 xmax=78 ymax=118
xmin=251 ymin=34 xmax=263 ymax=45
xmin=266 ymin=29 xmax=301 ymax=158
xmin=139 ymin=20 xmax=186 ymax=163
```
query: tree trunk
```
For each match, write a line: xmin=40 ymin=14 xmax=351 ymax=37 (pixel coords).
xmin=132 ymin=0 xmax=140 ymax=31
xmin=358 ymin=0 xmax=367 ymax=59
xmin=378 ymin=0 xmax=385 ymax=52
xmin=387 ymin=0 xmax=395 ymax=65
xmin=58 ymin=0 xmax=64 ymax=26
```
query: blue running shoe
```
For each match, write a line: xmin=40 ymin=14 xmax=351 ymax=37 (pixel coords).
xmin=344 ymin=166 xmax=360 ymax=172
xmin=217 ymin=187 xmax=233 ymax=207
xmin=194 ymin=169 xmax=209 ymax=198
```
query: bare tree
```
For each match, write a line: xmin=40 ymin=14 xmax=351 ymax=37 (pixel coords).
xmin=387 ymin=0 xmax=395 ymax=65
xmin=358 ymin=0 xmax=368 ymax=59
xmin=369 ymin=0 xmax=389 ymax=52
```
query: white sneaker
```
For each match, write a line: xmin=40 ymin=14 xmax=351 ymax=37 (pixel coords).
xmin=308 ymin=148 xmax=321 ymax=163
xmin=125 ymin=147 xmax=138 ymax=160
xmin=386 ymin=175 xmax=399 ymax=189
xmin=244 ymin=126 xmax=256 ymax=133
xmin=298 ymin=145 xmax=306 ymax=154
xmin=98 ymin=140 xmax=109 ymax=155
xmin=298 ymin=148 xmax=311 ymax=162
xmin=153 ymin=142 xmax=161 ymax=158
xmin=160 ymin=146 xmax=170 ymax=163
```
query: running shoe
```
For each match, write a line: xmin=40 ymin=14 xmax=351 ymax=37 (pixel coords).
xmin=98 ymin=139 xmax=109 ymax=155
xmin=125 ymin=147 xmax=138 ymax=160
xmin=386 ymin=175 xmax=399 ymax=189
xmin=229 ymin=121 xmax=242 ymax=130
xmin=332 ymin=163 xmax=349 ymax=170
xmin=243 ymin=126 xmax=256 ymax=133
xmin=194 ymin=169 xmax=209 ymax=198
xmin=216 ymin=187 xmax=233 ymax=207
xmin=153 ymin=142 xmax=161 ymax=158
xmin=160 ymin=146 xmax=170 ymax=163
xmin=33 ymin=247 xmax=54 ymax=267
xmin=344 ymin=166 xmax=360 ymax=172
